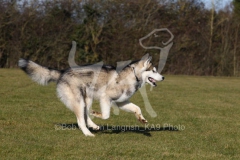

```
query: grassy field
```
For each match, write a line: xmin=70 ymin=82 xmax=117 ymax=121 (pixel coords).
xmin=0 ymin=69 xmax=240 ymax=159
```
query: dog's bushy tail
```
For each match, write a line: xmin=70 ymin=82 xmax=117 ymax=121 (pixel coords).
xmin=18 ymin=59 xmax=61 ymax=85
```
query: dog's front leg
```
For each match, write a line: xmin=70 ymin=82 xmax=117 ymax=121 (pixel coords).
xmin=116 ymin=101 xmax=148 ymax=124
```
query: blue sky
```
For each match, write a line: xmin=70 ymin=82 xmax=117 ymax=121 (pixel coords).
xmin=201 ymin=0 xmax=232 ymax=9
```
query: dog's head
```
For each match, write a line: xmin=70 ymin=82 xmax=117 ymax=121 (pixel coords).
xmin=142 ymin=66 xmax=164 ymax=87
xmin=129 ymin=54 xmax=164 ymax=86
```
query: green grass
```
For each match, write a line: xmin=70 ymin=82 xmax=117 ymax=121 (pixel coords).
xmin=1 ymin=69 xmax=240 ymax=159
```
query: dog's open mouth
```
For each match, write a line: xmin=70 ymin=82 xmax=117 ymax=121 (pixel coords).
xmin=148 ymin=77 xmax=157 ymax=86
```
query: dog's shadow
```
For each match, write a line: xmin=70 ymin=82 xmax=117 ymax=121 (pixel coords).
xmin=56 ymin=123 xmax=179 ymax=137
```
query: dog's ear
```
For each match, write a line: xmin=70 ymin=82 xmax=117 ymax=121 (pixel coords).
xmin=143 ymin=55 xmax=152 ymax=69
xmin=142 ymin=53 xmax=152 ymax=62
xmin=147 ymin=62 xmax=152 ymax=70
xmin=141 ymin=53 xmax=149 ymax=61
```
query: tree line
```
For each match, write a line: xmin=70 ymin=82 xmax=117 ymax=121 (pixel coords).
xmin=0 ymin=0 xmax=239 ymax=76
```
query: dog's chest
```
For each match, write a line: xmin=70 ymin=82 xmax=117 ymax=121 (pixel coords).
xmin=113 ymin=87 xmax=136 ymax=102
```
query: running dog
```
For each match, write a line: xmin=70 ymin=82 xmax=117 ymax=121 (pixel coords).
xmin=18 ymin=54 xmax=164 ymax=136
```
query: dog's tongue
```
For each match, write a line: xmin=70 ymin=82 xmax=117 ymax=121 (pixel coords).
xmin=150 ymin=77 xmax=156 ymax=82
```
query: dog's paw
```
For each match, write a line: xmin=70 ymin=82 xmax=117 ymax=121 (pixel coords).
xmin=91 ymin=110 xmax=102 ymax=118
xmin=135 ymin=113 xmax=148 ymax=124
xmin=88 ymin=124 xmax=100 ymax=130
xmin=82 ymin=129 xmax=95 ymax=137
xmin=85 ymin=133 xmax=95 ymax=137
xmin=138 ymin=117 xmax=148 ymax=124
xmin=92 ymin=126 xmax=100 ymax=130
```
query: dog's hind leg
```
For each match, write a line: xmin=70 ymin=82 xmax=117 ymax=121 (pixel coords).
xmin=116 ymin=101 xmax=148 ymax=124
xmin=85 ymin=97 xmax=100 ymax=130
xmin=75 ymin=88 xmax=95 ymax=137
xmin=58 ymin=84 xmax=94 ymax=136
xmin=74 ymin=97 xmax=95 ymax=137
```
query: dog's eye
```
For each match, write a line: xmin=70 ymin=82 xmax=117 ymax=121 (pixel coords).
xmin=152 ymin=67 xmax=157 ymax=73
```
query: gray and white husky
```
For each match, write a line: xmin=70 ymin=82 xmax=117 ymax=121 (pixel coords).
xmin=18 ymin=54 xmax=164 ymax=136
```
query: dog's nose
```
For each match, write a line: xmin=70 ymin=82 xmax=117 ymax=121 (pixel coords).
xmin=162 ymin=76 xmax=165 ymax=80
